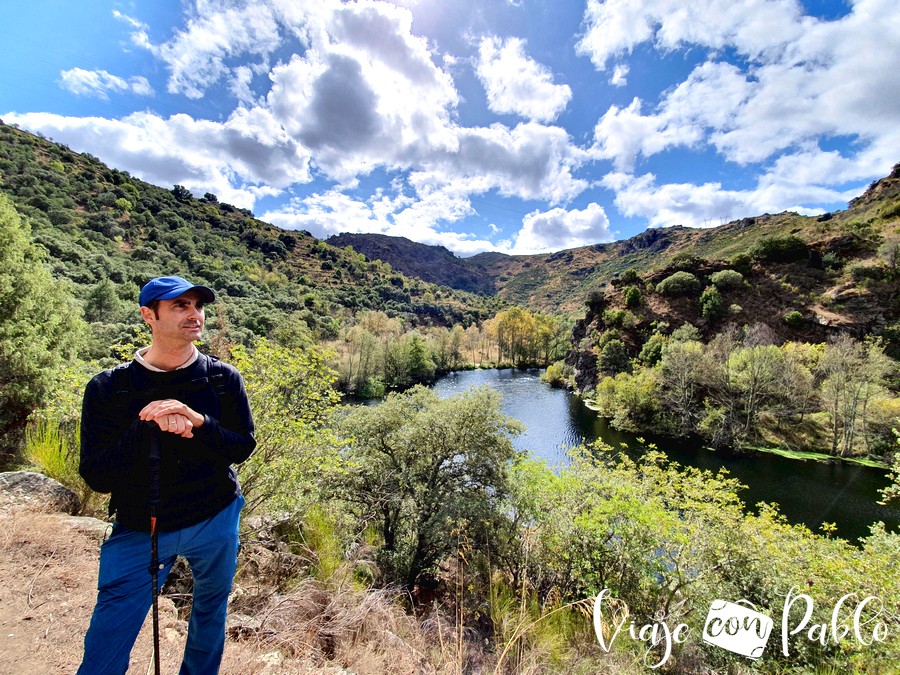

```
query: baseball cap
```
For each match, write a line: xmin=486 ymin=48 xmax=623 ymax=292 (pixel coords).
xmin=139 ymin=276 xmax=216 ymax=307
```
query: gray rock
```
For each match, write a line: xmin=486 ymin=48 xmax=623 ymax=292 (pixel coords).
xmin=0 ymin=471 xmax=80 ymax=515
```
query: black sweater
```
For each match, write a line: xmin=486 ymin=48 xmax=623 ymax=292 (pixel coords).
xmin=79 ymin=354 xmax=256 ymax=531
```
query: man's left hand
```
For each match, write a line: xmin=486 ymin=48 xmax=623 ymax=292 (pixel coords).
xmin=139 ymin=399 xmax=205 ymax=438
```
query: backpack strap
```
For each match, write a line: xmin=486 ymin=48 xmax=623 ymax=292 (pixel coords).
xmin=206 ymin=355 xmax=228 ymax=399
xmin=110 ymin=361 xmax=134 ymax=417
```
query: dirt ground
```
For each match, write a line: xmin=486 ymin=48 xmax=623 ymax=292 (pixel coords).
xmin=0 ymin=511 xmax=343 ymax=675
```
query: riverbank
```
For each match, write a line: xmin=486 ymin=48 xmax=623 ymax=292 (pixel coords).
xmin=581 ymin=399 xmax=889 ymax=470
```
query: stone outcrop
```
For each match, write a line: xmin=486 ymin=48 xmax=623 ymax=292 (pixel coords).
xmin=0 ymin=470 xmax=80 ymax=515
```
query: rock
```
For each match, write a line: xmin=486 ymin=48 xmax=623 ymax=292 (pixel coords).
xmin=226 ymin=612 xmax=263 ymax=638
xmin=59 ymin=515 xmax=111 ymax=541
xmin=0 ymin=471 xmax=80 ymax=515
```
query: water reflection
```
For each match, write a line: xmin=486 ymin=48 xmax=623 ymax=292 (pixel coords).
xmin=430 ymin=368 xmax=899 ymax=543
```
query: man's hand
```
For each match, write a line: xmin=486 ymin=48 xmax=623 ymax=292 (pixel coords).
xmin=139 ymin=399 xmax=205 ymax=438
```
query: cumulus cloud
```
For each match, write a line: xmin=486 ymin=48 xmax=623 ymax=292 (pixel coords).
xmin=5 ymin=109 xmax=310 ymax=209
xmin=261 ymin=186 xmax=498 ymax=256
xmin=582 ymin=0 xmax=900 ymax=172
xmin=58 ymin=68 xmax=154 ymax=99
xmin=134 ymin=1 xmax=283 ymax=99
xmin=476 ymin=36 xmax=572 ymax=122
xmin=602 ymin=160 xmax=869 ymax=230
xmin=609 ymin=64 xmax=629 ymax=87
xmin=511 ymin=203 xmax=613 ymax=254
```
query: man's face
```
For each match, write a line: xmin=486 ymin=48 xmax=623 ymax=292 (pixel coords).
xmin=141 ymin=290 xmax=205 ymax=344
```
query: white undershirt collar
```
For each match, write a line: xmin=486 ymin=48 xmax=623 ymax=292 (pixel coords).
xmin=134 ymin=345 xmax=199 ymax=372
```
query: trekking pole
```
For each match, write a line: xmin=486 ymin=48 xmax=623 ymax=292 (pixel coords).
xmin=147 ymin=423 xmax=162 ymax=675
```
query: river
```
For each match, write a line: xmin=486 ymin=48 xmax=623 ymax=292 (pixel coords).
xmin=430 ymin=368 xmax=899 ymax=543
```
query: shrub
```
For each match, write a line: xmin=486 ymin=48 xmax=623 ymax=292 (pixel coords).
xmin=656 ymin=271 xmax=701 ymax=297
xmin=729 ymin=252 xmax=753 ymax=274
xmin=783 ymin=310 xmax=804 ymax=328
xmin=849 ymin=264 xmax=885 ymax=282
xmin=709 ymin=269 xmax=745 ymax=290
xmin=638 ymin=332 xmax=666 ymax=366
xmin=599 ymin=338 xmax=631 ymax=375
xmin=751 ymin=235 xmax=808 ymax=262
xmin=619 ymin=269 xmax=639 ymax=284
xmin=623 ymin=285 xmax=642 ymax=308
xmin=541 ymin=361 xmax=572 ymax=388
xmin=700 ymin=286 xmax=725 ymax=319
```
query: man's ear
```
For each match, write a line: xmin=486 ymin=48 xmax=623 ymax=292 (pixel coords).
xmin=140 ymin=306 xmax=156 ymax=325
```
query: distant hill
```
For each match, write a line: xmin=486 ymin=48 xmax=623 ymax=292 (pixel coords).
xmin=327 ymin=169 xmax=900 ymax=354
xmin=327 ymin=233 xmax=496 ymax=295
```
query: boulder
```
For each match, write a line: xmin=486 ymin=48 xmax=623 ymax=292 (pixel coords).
xmin=0 ymin=471 xmax=80 ymax=515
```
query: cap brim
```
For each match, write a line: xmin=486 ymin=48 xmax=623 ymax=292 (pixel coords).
xmin=157 ymin=285 xmax=216 ymax=304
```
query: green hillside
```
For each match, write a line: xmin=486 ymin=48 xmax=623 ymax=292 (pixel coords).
xmin=0 ymin=121 xmax=503 ymax=354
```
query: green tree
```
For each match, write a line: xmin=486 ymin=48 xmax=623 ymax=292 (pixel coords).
xmin=818 ymin=334 xmax=893 ymax=456
xmin=334 ymin=385 xmax=523 ymax=588
xmin=229 ymin=338 xmax=341 ymax=514
xmin=0 ymin=196 xmax=86 ymax=464
xmin=699 ymin=286 xmax=725 ymax=319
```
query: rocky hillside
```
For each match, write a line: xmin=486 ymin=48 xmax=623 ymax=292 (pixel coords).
xmin=327 ymin=233 xmax=496 ymax=295
xmin=328 ymin=168 xmax=900 ymax=325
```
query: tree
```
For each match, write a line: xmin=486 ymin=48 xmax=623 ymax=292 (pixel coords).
xmin=818 ymin=334 xmax=892 ymax=456
xmin=334 ymin=385 xmax=523 ymax=588
xmin=229 ymin=338 xmax=341 ymax=514
xmin=0 ymin=196 xmax=86 ymax=464
xmin=659 ymin=339 xmax=704 ymax=436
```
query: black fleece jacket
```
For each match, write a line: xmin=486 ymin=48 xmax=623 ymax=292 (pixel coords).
xmin=79 ymin=353 xmax=256 ymax=531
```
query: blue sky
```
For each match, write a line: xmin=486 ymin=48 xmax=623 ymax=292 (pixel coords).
xmin=2 ymin=0 xmax=898 ymax=255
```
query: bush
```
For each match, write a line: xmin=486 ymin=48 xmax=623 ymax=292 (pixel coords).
xmin=656 ymin=271 xmax=701 ymax=297
xmin=541 ymin=361 xmax=572 ymax=388
xmin=599 ymin=338 xmax=631 ymax=375
xmin=623 ymin=285 xmax=642 ymax=308
xmin=729 ymin=252 xmax=753 ymax=274
xmin=709 ymin=269 xmax=745 ymax=290
xmin=783 ymin=310 xmax=804 ymax=328
xmin=751 ymin=235 xmax=808 ymax=262
xmin=619 ymin=269 xmax=639 ymax=284
xmin=700 ymin=286 xmax=725 ymax=319
xmin=849 ymin=264 xmax=885 ymax=282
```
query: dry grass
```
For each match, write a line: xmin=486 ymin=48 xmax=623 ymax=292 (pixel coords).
xmin=0 ymin=510 xmax=639 ymax=675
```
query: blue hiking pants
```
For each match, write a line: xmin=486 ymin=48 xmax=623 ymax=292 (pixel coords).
xmin=78 ymin=494 xmax=244 ymax=675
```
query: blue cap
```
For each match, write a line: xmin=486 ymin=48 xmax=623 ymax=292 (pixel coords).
xmin=139 ymin=276 xmax=216 ymax=307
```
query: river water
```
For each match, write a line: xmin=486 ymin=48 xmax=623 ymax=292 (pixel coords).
xmin=430 ymin=368 xmax=899 ymax=543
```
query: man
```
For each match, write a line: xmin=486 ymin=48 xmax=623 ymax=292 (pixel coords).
xmin=78 ymin=276 xmax=256 ymax=675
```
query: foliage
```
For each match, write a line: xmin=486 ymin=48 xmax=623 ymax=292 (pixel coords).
xmin=332 ymin=385 xmax=523 ymax=588
xmin=540 ymin=360 xmax=572 ymax=388
xmin=783 ymin=309 xmax=804 ymax=327
xmin=598 ymin=338 xmax=631 ymax=375
xmin=655 ymin=271 xmax=701 ymax=297
xmin=751 ymin=234 xmax=808 ymax=262
xmin=818 ymin=335 xmax=894 ymax=456
xmin=623 ymin=285 xmax=642 ymax=308
xmin=0 ymin=194 xmax=87 ymax=464
xmin=506 ymin=444 xmax=900 ymax=671
xmin=699 ymin=285 xmax=725 ymax=319
xmin=229 ymin=338 xmax=342 ymax=515
xmin=708 ymin=268 xmax=745 ymax=290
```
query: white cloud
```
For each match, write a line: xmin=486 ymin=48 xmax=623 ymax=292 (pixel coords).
xmin=5 ymin=109 xmax=310 ymax=209
xmin=476 ymin=36 xmax=572 ymax=122
xmin=135 ymin=1 xmax=283 ymax=99
xmin=601 ymin=155 xmax=873 ymax=230
xmin=576 ymin=0 xmax=807 ymax=71
xmin=58 ymin=68 xmax=154 ymax=99
xmin=511 ymin=203 xmax=613 ymax=254
xmin=261 ymin=186 xmax=499 ymax=256
xmin=581 ymin=0 xmax=900 ymax=172
xmin=609 ymin=64 xmax=629 ymax=87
